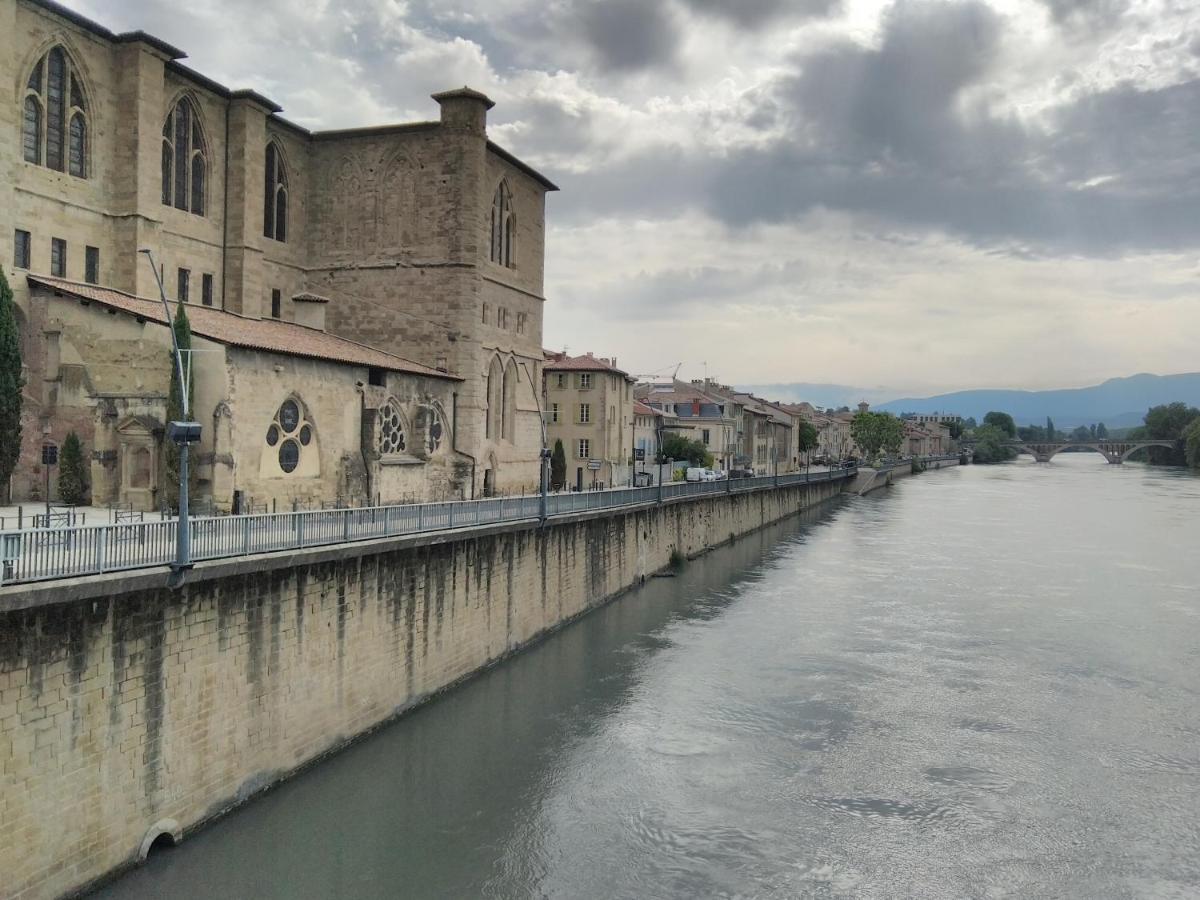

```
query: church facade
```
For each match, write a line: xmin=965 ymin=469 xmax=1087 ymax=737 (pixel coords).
xmin=1 ymin=0 xmax=555 ymax=509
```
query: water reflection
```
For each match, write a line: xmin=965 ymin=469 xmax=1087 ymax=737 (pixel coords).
xmin=97 ymin=457 xmax=1200 ymax=899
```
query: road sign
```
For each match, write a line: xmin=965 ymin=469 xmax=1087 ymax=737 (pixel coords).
xmin=587 ymin=459 xmax=602 ymax=470
xmin=633 ymin=448 xmax=645 ymax=461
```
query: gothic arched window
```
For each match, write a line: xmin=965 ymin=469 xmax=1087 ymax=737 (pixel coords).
xmin=486 ymin=356 xmax=504 ymax=440
xmin=161 ymin=97 xmax=207 ymax=215
xmin=23 ymin=46 xmax=88 ymax=177
xmin=378 ymin=400 xmax=407 ymax=455
xmin=502 ymin=359 xmax=518 ymax=442
xmin=490 ymin=181 xmax=515 ymax=268
xmin=264 ymin=141 xmax=289 ymax=241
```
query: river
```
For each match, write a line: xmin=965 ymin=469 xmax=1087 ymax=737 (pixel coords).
xmin=96 ymin=455 xmax=1200 ymax=899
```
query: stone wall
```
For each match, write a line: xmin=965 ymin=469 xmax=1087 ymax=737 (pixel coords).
xmin=853 ymin=456 xmax=960 ymax=495
xmin=0 ymin=478 xmax=845 ymax=899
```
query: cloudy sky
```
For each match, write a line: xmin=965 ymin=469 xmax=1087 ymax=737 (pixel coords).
xmin=74 ymin=0 xmax=1200 ymax=396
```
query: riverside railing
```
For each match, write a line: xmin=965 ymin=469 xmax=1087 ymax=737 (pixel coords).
xmin=0 ymin=467 xmax=855 ymax=587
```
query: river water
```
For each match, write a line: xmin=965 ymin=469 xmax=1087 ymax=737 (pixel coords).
xmin=97 ymin=456 xmax=1200 ymax=899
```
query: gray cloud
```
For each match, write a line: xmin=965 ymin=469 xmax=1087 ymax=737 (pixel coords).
xmin=1038 ymin=0 xmax=1131 ymax=34
xmin=679 ymin=0 xmax=839 ymax=28
xmin=540 ymin=0 xmax=1200 ymax=257
xmin=575 ymin=0 xmax=681 ymax=72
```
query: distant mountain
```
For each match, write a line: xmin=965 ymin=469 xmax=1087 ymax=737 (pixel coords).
xmin=871 ymin=373 xmax=1200 ymax=427
xmin=736 ymin=382 xmax=891 ymax=409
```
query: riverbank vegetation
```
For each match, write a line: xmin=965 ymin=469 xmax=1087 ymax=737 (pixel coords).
xmin=970 ymin=411 xmax=1018 ymax=464
xmin=850 ymin=411 xmax=903 ymax=463
xmin=1128 ymin=403 xmax=1200 ymax=467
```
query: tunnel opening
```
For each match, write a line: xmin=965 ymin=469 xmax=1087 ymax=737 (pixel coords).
xmin=138 ymin=819 xmax=181 ymax=861
xmin=146 ymin=832 xmax=176 ymax=856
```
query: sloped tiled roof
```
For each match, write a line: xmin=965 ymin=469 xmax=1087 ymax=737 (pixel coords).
xmin=29 ymin=276 xmax=459 ymax=380
xmin=633 ymin=400 xmax=660 ymax=416
xmin=544 ymin=352 xmax=630 ymax=376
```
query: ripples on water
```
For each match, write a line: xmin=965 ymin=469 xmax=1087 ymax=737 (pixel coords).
xmin=98 ymin=457 xmax=1200 ymax=899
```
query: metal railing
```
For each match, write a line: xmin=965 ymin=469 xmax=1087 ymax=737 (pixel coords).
xmin=0 ymin=467 xmax=854 ymax=587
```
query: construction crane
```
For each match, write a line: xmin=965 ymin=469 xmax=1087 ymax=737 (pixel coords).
xmin=634 ymin=362 xmax=682 ymax=382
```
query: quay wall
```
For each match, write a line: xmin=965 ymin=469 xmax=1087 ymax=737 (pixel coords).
xmin=0 ymin=478 xmax=844 ymax=899
xmin=854 ymin=456 xmax=961 ymax=494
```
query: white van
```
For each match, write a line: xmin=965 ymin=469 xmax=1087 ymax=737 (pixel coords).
xmin=686 ymin=467 xmax=706 ymax=482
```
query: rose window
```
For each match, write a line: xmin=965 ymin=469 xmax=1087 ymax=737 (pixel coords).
xmin=379 ymin=402 xmax=406 ymax=455
xmin=266 ymin=398 xmax=313 ymax=474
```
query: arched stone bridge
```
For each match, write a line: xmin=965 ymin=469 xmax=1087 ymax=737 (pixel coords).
xmin=957 ymin=439 xmax=1178 ymax=464
xmin=1007 ymin=440 xmax=1175 ymax=464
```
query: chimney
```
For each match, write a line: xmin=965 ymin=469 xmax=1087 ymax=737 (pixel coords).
xmin=292 ymin=292 xmax=329 ymax=331
xmin=585 ymin=351 xmax=594 ymax=357
xmin=431 ymin=86 xmax=494 ymax=135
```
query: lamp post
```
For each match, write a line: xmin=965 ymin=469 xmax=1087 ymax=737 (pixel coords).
xmin=139 ymin=250 xmax=201 ymax=586
xmin=521 ymin=363 xmax=550 ymax=523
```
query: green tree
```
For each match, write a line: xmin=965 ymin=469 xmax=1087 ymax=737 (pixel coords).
xmin=660 ymin=433 xmax=711 ymax=467
xmin=1017 ymin=425 xmax=1045 ymax=442
xmin=972 ymin=424 xmax=1016 ymax=464
xmin=945 ymin=419 xmax=964 ymax=440
xmin=1095 ymin=422 xmax=1107 ymax=439
xmin=796 ymin=420 xmax=819 ymax=465
xmin=57 ymin=431 xmax=88 ymax=505
xmin=962 ymin=416 xmax=978 ymax=432
xmin=162 ymin=301 xmax=195 ymax=509
xmin=1046 ymin=417 xmax=1055 ymax=441
xmin=850 ymin=411 xmax=904 ymax=462
xmin=1138 ymin=402 xmax=1199 ymax=465
xmin=0 ymin=266 xmax=22 ymax=503
xmin=1183 ymin=419 xmax=1200 ymax=469
xmin=550 ymin=438 xmax=566 ymax=490
xmin=983 ymin=411 xmax=1016 ymax=438
xmin=1071 ymin=425 xmax=1092 ymax=442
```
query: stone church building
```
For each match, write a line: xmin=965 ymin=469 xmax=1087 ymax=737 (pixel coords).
xmin=1 ymin=0 xmax=556 ymax=510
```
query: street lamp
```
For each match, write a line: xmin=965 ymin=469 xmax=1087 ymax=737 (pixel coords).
xmin=521 ymin=362 xmax=551 ymax=522
xmin=139 ymin=250 xmax=202 ymax=586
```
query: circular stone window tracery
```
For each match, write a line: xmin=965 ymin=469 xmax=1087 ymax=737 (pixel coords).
xmin=265 ymin=398 xmax=314 ymax=474
xmin=379 ymin=401 xmax=406 ymax=455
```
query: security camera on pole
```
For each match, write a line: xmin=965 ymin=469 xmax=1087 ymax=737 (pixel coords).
xmin=140 ymin=250 xmax=201 ymax=586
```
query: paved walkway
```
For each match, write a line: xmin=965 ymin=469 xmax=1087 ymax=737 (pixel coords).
xmin=0 ymin=504 xmax=171 ymax=531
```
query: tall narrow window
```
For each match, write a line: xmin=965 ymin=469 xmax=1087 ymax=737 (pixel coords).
xmin=68 ymin=113 xmax=86 ymax=177
xmin=263 ymin=141 xmax=289 ymax=241
xmin=14 ymin=231 xmax=31 ymax=270
xmin=271 ymin=289 xmax=281 ymax=319
xmin=177 ymin=268 xmax=190 ymax=303
xmin=22 ymin=46 xmax=88 ymax=176
xmin=50 ymin=238 xmax=66 ymax=277
xmin=161 ymin=97 xmax=206 ymax=214
xmin=23 ymin=97 xmax=41 ymax=164
xmin=85 ymin=246 xmax=99 ymax=284
xmin=489 ymin=180 xmax=515 ymax=268
xmin=202 ymin=273 xmax=214 ymax=307
xmin=45 ymin=49 xmax=66 ymax=172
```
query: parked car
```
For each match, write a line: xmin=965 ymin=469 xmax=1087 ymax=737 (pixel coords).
xmin=728 ymin=468 xmax=753 ymax=479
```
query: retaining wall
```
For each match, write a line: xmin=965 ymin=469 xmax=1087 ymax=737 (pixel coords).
xmin=0 ymin=478 xmax=844 ymax=899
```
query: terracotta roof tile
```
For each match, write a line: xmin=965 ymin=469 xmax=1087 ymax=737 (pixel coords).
xmin=543 ymin=353 xmax=630 ymax=376
xmin=29 ymin=276 xmax=459 ymax=380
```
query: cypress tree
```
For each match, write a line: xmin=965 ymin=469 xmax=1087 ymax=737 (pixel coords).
xmin=162 ymin=301 xmax=195 ymax=509
xmin=0 ymin=266 xmax=23 ymax=503
xmin=58 ymin=431 xmax=88 ymax=505
xmin=550 ymin=439 xmax=566 ymax=491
